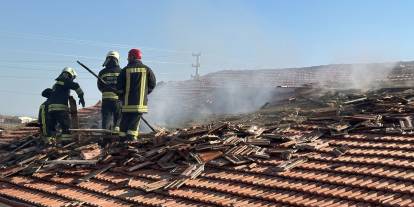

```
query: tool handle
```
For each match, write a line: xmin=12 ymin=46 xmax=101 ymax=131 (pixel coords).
xmin=141 ymin=116 xmax=156 ymax=132
xmin=76 ymin=60 xmax=118 ymax=91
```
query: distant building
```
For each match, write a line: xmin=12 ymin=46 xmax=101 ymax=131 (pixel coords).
xmin=18 ymin=116 xmax=36 ymax=124
xmin=0 ymin=115 xmax=35 ymax=127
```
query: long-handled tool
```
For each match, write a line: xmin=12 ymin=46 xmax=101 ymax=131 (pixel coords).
xmin=140 ymin=116 xmax=156 ymax=132
xmin=76 ymin=60 xmax=157 ymax=132
xmin=77 ymin=61 xmax=113 ymax=89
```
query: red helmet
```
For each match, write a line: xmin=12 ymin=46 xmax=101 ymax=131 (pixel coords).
xmin=128 ymin=48 xmax=142 ymax=60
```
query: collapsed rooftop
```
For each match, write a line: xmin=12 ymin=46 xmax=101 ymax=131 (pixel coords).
xmin=1 ymin=62 xmax=414 ymax=206
xmin=148 ymin=61 xmax=414 ymax=127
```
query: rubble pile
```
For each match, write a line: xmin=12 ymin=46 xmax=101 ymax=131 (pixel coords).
xmin=1 ymin=86 xmax=414 ymax=193
xmin=0 ymin=123 xmax=305 ymax=192
xmin=294 ymin=87 xmax=414 ymax=134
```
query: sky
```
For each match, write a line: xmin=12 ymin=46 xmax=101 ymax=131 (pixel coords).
xmin=1 ymin=0 xmax=414 ymax=116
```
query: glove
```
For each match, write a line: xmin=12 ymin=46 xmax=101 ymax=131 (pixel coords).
xmin=79 ymin=96 xmax=85 ymax=107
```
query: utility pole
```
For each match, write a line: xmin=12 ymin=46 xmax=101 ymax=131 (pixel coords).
xmin=192 ymin=52 xmax=201 ymax=80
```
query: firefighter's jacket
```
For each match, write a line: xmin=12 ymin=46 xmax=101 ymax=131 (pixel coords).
xmin=48 ymin=76 xmax=84 ymax=112
xmin=38 ymin=100 xmax=49 ymax=136
xmin=97 ymin=64 xmax=121 ymax=100
xmin=117 ymin=60 xmax=156 ymax=113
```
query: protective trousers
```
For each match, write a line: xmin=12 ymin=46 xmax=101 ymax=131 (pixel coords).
xmin=101 ymin=100 xmax=121 ymax=131
xmin=48 ymin=110 xmax=71 ymax=140
xmin=119 ymin=112 xmax=141 ymax=140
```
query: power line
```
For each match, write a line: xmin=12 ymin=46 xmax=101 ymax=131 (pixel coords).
xmin=0 ymin=31 xmax=269 ymax=72
xmin=4 ymin=50 xmax=190 ymax=65
xmin=0 ymin=89 xmax=102 ymax=101
xmin=0 ymin=64 xmax=175 ymax=78
xmin=0 ymin=76 xmax=54 ymax=80
xmin=0 ymin=31 xmax=192 ymax=54
xmin=0 ymin=89 xmax=39 ymax=95
xmin=9 ymin=49 xmax=102 ymax=60
xmin=0 ymin=71 xmax=170 ymax=79
xmin=0 ymin=75 xmax=97 ymax=80
xmin=0 ymin=60 xmax=75 ymax=63
xmin=0 ymin=64 xmax=93 ymax=74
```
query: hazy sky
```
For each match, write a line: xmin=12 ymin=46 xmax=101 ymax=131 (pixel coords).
xmin=1 ymin=0 xmax=414 ymax=116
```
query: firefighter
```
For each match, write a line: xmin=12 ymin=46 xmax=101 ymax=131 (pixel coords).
xmin=117 ymin=48 xmax=156 ymax=141
xmin=98 ymin=51 xmax=122 ymax=131
xmin=48 ymin=67 xmax=85 ymax=142
xmin=38 ymin=88 xmax=53 ymax=143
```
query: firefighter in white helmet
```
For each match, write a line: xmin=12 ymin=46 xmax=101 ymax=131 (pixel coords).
xmin=48 ymin=67 xmax=85 ymax=142
xmin=97 ymin=51 xmax=122 ymax=132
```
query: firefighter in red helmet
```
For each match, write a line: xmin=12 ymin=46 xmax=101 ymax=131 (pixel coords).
xmin=117 ymin=49 xmax=156 ymax=141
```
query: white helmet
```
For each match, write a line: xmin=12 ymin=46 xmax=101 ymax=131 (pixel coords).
xmin=103 ymin=50 xmax=120 ymax=66
xmin=62 ymin=67 xmax=77 ymax=78
xmin=106 ymin=51 xmax=120 ymax=60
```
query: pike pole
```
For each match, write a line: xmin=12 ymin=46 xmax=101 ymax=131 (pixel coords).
xmin=76 ymin=60 xmax=157 ymax=132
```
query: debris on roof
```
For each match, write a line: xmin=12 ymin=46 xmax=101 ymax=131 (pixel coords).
xmin=1 ymin=86 xmax=414 ymax=206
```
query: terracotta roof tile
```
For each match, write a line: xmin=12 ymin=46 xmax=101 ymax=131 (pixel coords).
xmin=3 ymin=76 xmax=414 ymax=206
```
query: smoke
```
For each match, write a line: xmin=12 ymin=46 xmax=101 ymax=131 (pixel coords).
xmin=146 ymin=73 xmax=283 ymax=128
xmin=146 ymin=61 xmax=400 ymax=128
xmin=141 ymin=1 xmax=402 ymax=128
xmin=206 ymin=73 xmax=276 ymax=114
xmin=146 ymin=81 xmax=199 ymax=127
xmin=313 ymin=62 xmax=397 ymax=91
xmin=142 ymin=1 xmax=301 ymax=128
xmin=347 ymin=62 xmax=397 ymax=90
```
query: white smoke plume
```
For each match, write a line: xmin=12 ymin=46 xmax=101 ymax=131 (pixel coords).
xmin=347 ymin=62 xmax=397 ymax=90
xmin=314 ymin=62 xmax=398 ymax=91
xmin=146 ymin=74 xmax=284 ymax=128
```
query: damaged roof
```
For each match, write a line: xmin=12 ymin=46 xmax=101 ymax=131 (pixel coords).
xmin=1 ymin=86 xmax=414 ymax=206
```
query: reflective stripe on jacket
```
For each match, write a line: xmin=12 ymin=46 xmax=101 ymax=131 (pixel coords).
xmin=48 ymin=75 xmax=84 ymax=109
xmin=38 ymin=102 xmax=48 ymax=135
xmin=48 ymin=104 xmax=69 ymax=112
xmin=117 ymin=60 xmax=156 ymax=113
xmin=98 ymin=66 xmax=121 ymax=100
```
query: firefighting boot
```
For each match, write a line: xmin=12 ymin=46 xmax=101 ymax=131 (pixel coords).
xmin=125 ymin=134 xmax=138 ymax=142
xmin=119 ymin=131 xmax=127 ymax=142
